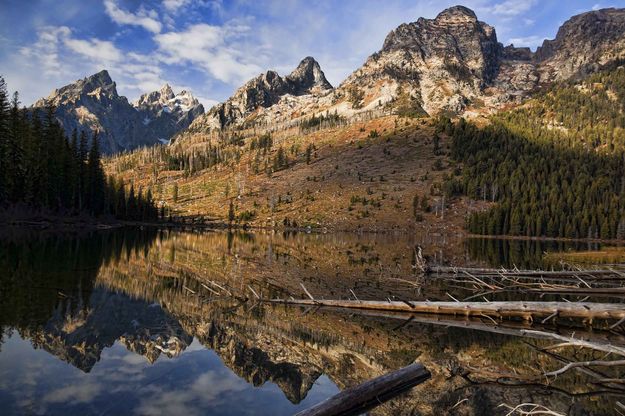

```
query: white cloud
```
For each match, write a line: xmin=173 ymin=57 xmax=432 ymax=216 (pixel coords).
xmin=488 ymin=0 xmax=538 ymax=17
xmin=13 ymin=25 xmax=150 ymax=103
xmin=194 ymin=95 xmax=219 ymax=108
xmin=43 ymin=381 xmax=102 ymax=404
xmin=104 ymin=0 xmax=162 ymax=34
xmin=21 ymin=26 xmax=122 ymax=70
xmin=19 ymin=26 xmax=71 ymax=77
xmin=154 ymin=22 xmax=262 ymax=85
xmin=64 ymin=38 xmax=122 ymax=63
xmin=163 ymin=0 xmax=192 ymax=12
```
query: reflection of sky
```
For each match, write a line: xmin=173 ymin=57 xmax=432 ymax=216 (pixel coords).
xmin=0 ymin=335 xmax=339 ymax=415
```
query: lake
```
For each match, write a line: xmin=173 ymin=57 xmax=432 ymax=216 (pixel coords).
xmin=0 ymin=228 xmax=621 ymax=415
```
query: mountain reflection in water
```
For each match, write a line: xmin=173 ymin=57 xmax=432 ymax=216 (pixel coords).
xmin=0 ymin=228 xmax=621 ymax=415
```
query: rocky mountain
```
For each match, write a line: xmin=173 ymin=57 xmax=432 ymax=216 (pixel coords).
xmin=192 ymin=56 xmax=333 ymax=130
xmin=339 ymin=5 xmax=504 ymax=115
xmin=32 ymin=70 xmax=204 ymax=154
xmin=534 ymin=7 xmax=625 ymax=81
xmin=340 ymin=5 xmax=625 ymax=116
xmin=187 ymin=5 xmax=625 ymax=133
xmin=133 ymin=84 xmax=204 ymax=144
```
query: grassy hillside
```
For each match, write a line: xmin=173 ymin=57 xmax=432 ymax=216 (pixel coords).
xmin=106 ymin=64 xmax=625 ymax=239
xmin=106 ymin=114 xmax=481 ymax=233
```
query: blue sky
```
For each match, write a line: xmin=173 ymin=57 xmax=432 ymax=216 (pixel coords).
xmin=1 ymin=0 xmax=623 ymax=107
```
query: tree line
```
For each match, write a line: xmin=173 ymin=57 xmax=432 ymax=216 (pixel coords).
xmin=437 ymin=66 xmax=625 ymax=239
xmin=0 ymin=76 xmax=158 ymax=221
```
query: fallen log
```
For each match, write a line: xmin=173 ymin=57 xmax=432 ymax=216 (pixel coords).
xmin=294 ymin=363 xmax=430 ymax=416
xmin=428 ymin=266 xmax=623 ymax=278
xmin=426 ymin=266 xmax=625 ymax=281
xmin=268 ymin=299 xmax=625 ymax=321
xmin=306 ymin=307 xmax=625 ymax=356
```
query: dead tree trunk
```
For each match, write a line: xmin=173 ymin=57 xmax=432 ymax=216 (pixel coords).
xmin=295 ymin=363 xmax=430 ymax=416
xmin=268 ymin=299 xmax=625 ymax=322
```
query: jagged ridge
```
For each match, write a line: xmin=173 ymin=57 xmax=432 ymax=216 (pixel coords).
xmin=195 ymin=56 xmax=333 ymax=130
xmin=186 ymin=5 xmax=625 ymax=134
xmin=32 ymin=71 xmax=204 ymax=153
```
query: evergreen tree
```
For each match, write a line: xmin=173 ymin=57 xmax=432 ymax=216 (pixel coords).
xmin=86 ymin=132 xmax=105 ymax=214
xmin=0 ymin=76 xmax=11 ymax=204
xmin=228 ymin=200 xmax=235 ymax=224
xmin=0 ymin=76 xmax=158 ymax=221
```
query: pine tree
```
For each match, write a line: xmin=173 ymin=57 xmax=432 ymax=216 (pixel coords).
xmin=126 ymin=184 xmax=137 ymax=220
xmin=86 ymin=132 xmax=105 ymax=215
xmin=228 ymin=200 xmax=235 ymax=224
xmin=5 ymin=91 xmax=24 ymax=202
xmin=0 ymin=76 xmax=11 ymax=204
xmin=0 ymin=74 xmax=159 ymax=220
xmin=412 ymin=194 xmax=420 ymax=219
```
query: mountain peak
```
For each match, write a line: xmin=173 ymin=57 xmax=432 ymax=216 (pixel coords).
xmin=160 ymin=83 xmax=175 ymax=99
xmin=287 ymin=56 xmax=333 ymax=93
xmin=86 ymin=70 xmax=113 ymax=86
xmin=435 ymin=5 xmax=478 ymax=22
xmin=72 ymin=70 xmax=117 ymax=97
xmin=294 ymin=56 xmax=320 ymax=70
xmin=533 ymin=7 xmax=625 ymax=79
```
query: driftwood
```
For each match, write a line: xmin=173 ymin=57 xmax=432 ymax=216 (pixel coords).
xmin=295 ymin=363 xmax=430 ymax=416
xmin=314 ymin=308 xmax=625 ymax=352
xmin=428 ymin=266 xmax=624 ymax=278
xmin=269 ymin=298 xmax=625 ymax=322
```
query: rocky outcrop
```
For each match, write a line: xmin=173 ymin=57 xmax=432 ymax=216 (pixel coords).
xmin=133 ymin=84 xmax=204 ymax=144
xmin=186 ymin=5 xmax=625 ymax=133
xmin=32 ymin=71 xmax=204 ymax=154
xmin=337 ymin=5 xmax=506 ymax=115
xmin=286 ymin=56 xmax=334 ymax=94
xmin=534 ymin=8 xmax=625 ymax=81
xmin=192 ymin=57 xmax=332 ymax=130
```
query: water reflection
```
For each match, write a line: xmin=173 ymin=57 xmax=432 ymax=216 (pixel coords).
xmin=0 ymin=229 xmax=621 ymax=415
xmin=465 ymin=237 xmax=605 ymax=269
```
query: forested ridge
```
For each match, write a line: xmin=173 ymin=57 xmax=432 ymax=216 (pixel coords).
xmin=0 ymin=76 xmax=158 ymax=221
xmin=442 ymin=65 xmax=625 ymax=239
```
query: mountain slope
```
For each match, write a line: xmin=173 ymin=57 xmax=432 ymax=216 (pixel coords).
xmin=445 ymin=64 xmax=625 ymax=239
xmin=339 ymin=5 xmax=505 ymax=115
xmin=105 ymin=5 xmax=625 ymax=237
xmin=192 ymin=56 xmax=333 ymax=131
xmin=535 ymin=7 xmax=625 ymax=81
xmin=32 ymin=71 xmax=204 ymax=154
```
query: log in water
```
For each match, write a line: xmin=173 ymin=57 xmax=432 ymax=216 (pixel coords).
xmin=295 ymin=363 xmax=430 ymax=416
xmin=269 ymin=299 xmax=625 ymax=321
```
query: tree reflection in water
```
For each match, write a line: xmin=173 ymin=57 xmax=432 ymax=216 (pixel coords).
xmin=0 ymin=229 xmax=621 ymax=415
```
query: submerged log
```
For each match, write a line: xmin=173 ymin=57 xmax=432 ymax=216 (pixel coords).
xmin=428 ymin=266 xmax=625 ymax=278
xmin=317 ymin=308 xmax=625 ymax=356
xmin=295 ymin=363 xmax=430 ymax=416
xmin=269 ymin=299 xmax=625 ymax=321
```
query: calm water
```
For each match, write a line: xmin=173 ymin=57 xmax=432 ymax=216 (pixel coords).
xmin=0 ymin=228 xmax=621 ymax=415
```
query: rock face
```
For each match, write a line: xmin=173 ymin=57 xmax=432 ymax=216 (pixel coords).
xmin=133 ymin=84 xmax=204 ymax=144
xmin=339 ymin=5 xmax=505 ymax=114
xmin=32 ymin=71 xmax=204 ymax=154
xmin=195 ymin=57 xmax=333 ymax=130
xmin=187 ymin=5 xmax=625 ymax=134
xmin=339 ymin=6 xmax=625 ymax=115
xmin=534 ymin=8 xmax=625 ymax=81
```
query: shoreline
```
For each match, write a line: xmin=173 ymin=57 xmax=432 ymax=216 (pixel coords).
xmin=3 ymin=218 xmax=625 ymax=245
